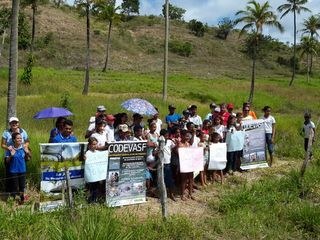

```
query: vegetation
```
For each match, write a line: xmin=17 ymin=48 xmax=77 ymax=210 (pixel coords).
xmin=216 ymin=17 xmax=235 ymax=40
xmin=162 ymin=3 xmax=186 ymax=21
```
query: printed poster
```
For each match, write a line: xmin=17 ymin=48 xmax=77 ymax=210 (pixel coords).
xmin=179 ymin=147 xmax=204 ymax=173
xmin=208 ymin=143 xmax=227 ymax=170
xmin=241 ymin=119 xmax=268 ymax=170
xmin=106 ymin=141 xmax=147 ymax=207
xmin=39 ymin=142 xmax=87 ymax=211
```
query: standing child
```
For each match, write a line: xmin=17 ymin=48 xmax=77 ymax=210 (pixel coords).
xmin=225 ymin=115 xmax=238 ymax=175
xmin=301 ymin=112 xmax=316 ymax=159
xmin=5 ymin=132 xmax=31 ymax=204
xmin=84 ymin=137 xmax=100 ymax=203
xmin=261 ymin=106 xmax=276 ymax=166
xmin=198 ymin=132 xmax=209 ymax=186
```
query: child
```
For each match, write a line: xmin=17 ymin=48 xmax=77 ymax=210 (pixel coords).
xmin=225 ymin=115 xmax=238 ymax=175
xmin=160 ymin=129 xmax=176 ymax=201
xmin=198 ymin=132 xmax=209 ymax=186
xmin=210 ymin=132 xmax=224 ymax=183
xmin=84 ymin=137 xmax=100 ymax=203
xmin=5 ymin=132 xmax=31 ymax=204
xmin=261 ymin=106 xmax=276 ymax=166
xmin=235 ymin=112 xmax=243 ymax=130
xmin=146 ymin=122 xmax=159 ymax=193
xmin=301 ymin=112 xmax=316 ymax=159
xmin=91 ymin=118 xmax=108 ymax=150
xmin=212 ymin=115 xmax=225 ymax=141
xmin=133 ymin=125 xmax=145 ymax=141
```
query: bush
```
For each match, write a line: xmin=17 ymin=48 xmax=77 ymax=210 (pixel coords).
xmin=18 ymin=11 xmax=31 ymax=50
xmin=20 ymin=54 xmax=34 ymax=85
xmin=188 ymin=19 xmax=207 ymax=37
xmin=168 ymin=40 xmax=192 ymax=57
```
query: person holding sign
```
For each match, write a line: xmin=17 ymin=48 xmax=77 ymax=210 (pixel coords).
xmin=261 ymin=106 xmax=276 ymax=166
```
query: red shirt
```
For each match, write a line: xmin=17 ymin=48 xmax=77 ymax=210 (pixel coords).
xmin=219 ymin=111 xmax=230 ymax=126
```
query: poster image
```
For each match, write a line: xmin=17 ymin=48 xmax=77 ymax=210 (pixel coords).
xmin=241 ymin=120 xmax=268 ymax=170
xmin=106 ymin=141 xmax=147 ymax=207
xmin=40 ymin=142 xmax=87 ymax=211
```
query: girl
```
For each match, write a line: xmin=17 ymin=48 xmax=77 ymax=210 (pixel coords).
xmin=198 ymin=132 xmax=209 ymax=186
xmin=176 ymin=129 xmax=194 ymax=201
xmin=91 ymin=118 xmax=108 ymax=150
xmin=146 ymin=122 xmax=159 ymax=192
xmin=225 ymin=115 xmax=238 ymax=174
xmin=84 ymin=137 xmax=100 ymax=203
xmin=261 ymin=106 xmax=276 ymax=166
xmin=5 ymin=132 xmax=31 ymax=204
xmin=212 ymin=115 xmax=225 ymax=141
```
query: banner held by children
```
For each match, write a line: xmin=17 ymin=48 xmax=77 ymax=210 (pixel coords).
xmin=208 ymin=143 xmax=227 ymax=170
xmin=39 ymin=142 xmax=86 ymax=211
xmin=84 ymin=150 xmax=108 ymax=183
xmin=242 ymin=120 xmax=268 ymax=169
xmin=106 ymin=141 xmax=147 ymax=207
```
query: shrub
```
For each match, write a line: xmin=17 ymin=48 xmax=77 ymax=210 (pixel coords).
xmin=168 ymin=40 xmax=192 ymax=57
xmin=187 ymin=19 xmax=207 ymax=37
xmin=20 ymin=54 xmax=34 ymax=85
xmin=18 ymin=11 xmax=31 ymax=50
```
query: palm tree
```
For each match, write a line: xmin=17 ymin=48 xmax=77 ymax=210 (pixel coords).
xmin=297 ymin=36 xmax=317 ymax=83
xmin=75 ymin=0 xmax=92 ymax=95
xmin=94 ymin=0 xmax=120 ymax=72
xmin=7 ymin=0 xmax=20 ymax=121
xmin=301 ymin=14 xmax=320 ymax=74
xmin=235 ymin=0 xmax=283 ymax=103
xmin=277 ymin=0 xmax=311 ymax=86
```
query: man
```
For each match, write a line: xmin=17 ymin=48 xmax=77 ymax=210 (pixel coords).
xmin=165 ymin=105 xmax=181 ymax=134
xmin=204 ymin=102 xmax=217 ymax=121
xmin=85 ymin=105 xmax=107 ymax=138
xmin=188 ymin=105 xmax=203 ymax=129
xmin=52 ymin=119 xmax=77 ymax=143
xmin=105 ymin=114 xmax=115 ymax=142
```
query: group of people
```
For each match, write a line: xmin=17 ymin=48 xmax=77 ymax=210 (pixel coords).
xmin=2 ymin=100 xmax=316 ymax=204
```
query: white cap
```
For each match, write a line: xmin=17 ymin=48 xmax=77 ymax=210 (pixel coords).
xmin=9 ymin=117 xmax=19 ymax=123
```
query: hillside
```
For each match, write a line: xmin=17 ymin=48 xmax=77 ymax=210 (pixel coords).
xmin=2 ymin=4 xmax=317 ymax=79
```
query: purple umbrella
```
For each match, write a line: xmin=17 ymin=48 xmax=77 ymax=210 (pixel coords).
xmin=33 ymin=107 xmax=73 ymax=119
xmin=121 ymin=98 xmax=157 ymax=116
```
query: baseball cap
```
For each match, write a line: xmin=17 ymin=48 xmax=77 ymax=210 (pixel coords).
xmin=97 ymin=105 xmax=106 ymax=112
xmin=227 ymin=103 xmax=234 ymax=109
xmin=210 ymin=102 xmax=217 ymax=108
xmin=214 ymin=107 xmax=221 ymax=113
xmin=106 ymin=114 xmax=115 ymax=121
xmin=9 ymin=117 xmax=19 ymax=123
xmin=118 ymin=124 xmax=129 ymax=132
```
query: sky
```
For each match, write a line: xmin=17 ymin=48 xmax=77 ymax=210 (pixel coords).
xmin=66 ymin=0 xmax=320 ymax=44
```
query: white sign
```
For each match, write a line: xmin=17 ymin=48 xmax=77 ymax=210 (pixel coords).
xmin=84 ymin=150 xmax=109 ymax=182
xmin=179 ymin=147 xmax=204 ymax=173
xmin=208 ymin=143 xmax=227 ymax=170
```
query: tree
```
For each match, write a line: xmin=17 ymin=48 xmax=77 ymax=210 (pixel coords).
xmin=216 ymin=17 xmax=235 ymax=40
xmin=21 ymin=0 xmax=48 ymax=52
xmin=301 ymin=14 xmax=320 ymax=74
xmin=94 ymin=0 xmax=120 ymax=72
xmin=121 ymin=0 xmax=139 ymax=17
xmin=75 ymin=0 xmax=92 ymax=95
xmin=0 ymin=7 xmax=10 ymax=64
xmin=7 ymin=0 xmax=20 ymax=121
xmin=162 ymin=3 xmax=186 ymax=21
xmin=277 ymin=0 xmax=311 ymax=86
xmin=297 ymin=36 xmax=318 ymax=83
xmin=235 ymin=0 xmax=283 ymax=103
xmin=188 ymin=19 xmax=207 ymax=37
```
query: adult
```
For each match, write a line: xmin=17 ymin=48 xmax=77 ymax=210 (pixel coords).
xmin=105 ymin=114 xmax=115 ymax=142
xmin=49 ymin=117 xmax=66 ymax=143
xmin=85 ymin=105 xmax=107 ymax=139
xmin=188 ymin=105 xmax=203 ymax=129
xmin=115 ymin=124 xmax=132 ymax=141
xmin=260 ymin=106 xmax=276 ymax=166
xmin=242 ymin=106 xmax=253 ymax=121
xmin=1 ymin=117 xmax=29 ymax=193
xmin=302 ymin=112 xmax=316 ymax=159
xmin=165 ymin=105 xmax=181 ymax=134
xmin=52 ymin=119 xmax=77 ymax=143
xmin=219 ymin=103 xmax=230 ymax=126
xmin=149 ymin=108 xmax=162 ymax=135
xmin=243 ymin=102 xmax=257 ymax=119
xmin=204 ymin=102 xmax=217 ymax=121
xmin=131 ymin=113 xmax=144 ymax=132
xmin=227 ymin=103 xmax=236 ymax=117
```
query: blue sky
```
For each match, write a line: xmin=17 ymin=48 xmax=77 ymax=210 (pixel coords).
xmin=66 ymin=0 xmax=320 ymax=44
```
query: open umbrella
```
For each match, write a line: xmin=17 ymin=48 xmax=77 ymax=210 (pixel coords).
xmin=33 ymin=107 xmax=73 ymax=119
xmin=121 ymin=98 xmax=157 ymax=116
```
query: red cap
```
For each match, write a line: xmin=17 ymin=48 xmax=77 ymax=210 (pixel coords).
xmin=227 ymin=103 xmax=234 ymax=109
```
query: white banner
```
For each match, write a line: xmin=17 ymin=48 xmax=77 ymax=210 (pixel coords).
xmin=179 ymin=147 xmax=204 ymax=173
xmin=208 ymin=143 xmax=227 ymax=170
xmin=84 ymin=150 xmax=109 ymax=183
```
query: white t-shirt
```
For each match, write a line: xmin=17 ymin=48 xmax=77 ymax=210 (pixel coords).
xmin=189 ymin=115 xmax=203 ymax=127
xmin=155 ymin=118 xmax=163 ymax=135
xmin=192 ymin=135 xmax=200 ymax=147
xmin=303 ymin=121 xmax=315 ymax=138
xmin=105 ymin=124 xmax=115 ymax=142
xmin=87 ymin=116 xmax=96 ymax=131
xmin=260 ymin=115 xmax=276 ymax=134
xmin=91 ymin=131 xmax=107 ymax=147
xmin=163 ymin=139 xmax=175 ymax=164
xmin=242 ymin=115 xmax=253 ymax=121
xmin=213 ymin=124 xmax=225 ymax=139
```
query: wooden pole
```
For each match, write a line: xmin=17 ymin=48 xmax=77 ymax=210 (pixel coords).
xmin=65 ymin=168 xmax=73 ymax=208
xmin=162 ymin=0 xmax=169 ymax=101
xmin=158 ymin=136 xmax=168 ymax=219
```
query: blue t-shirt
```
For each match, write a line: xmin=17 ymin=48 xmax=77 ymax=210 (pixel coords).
xmin=2 ymin=128 xmax=29 ymax=147
xmin=165 ymin=113 xmax=181 ymax=124
xmin=6 ymin=147 xmax=26 ymax=173
xmin=52 ymin=133 xmax=77 ymax=143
